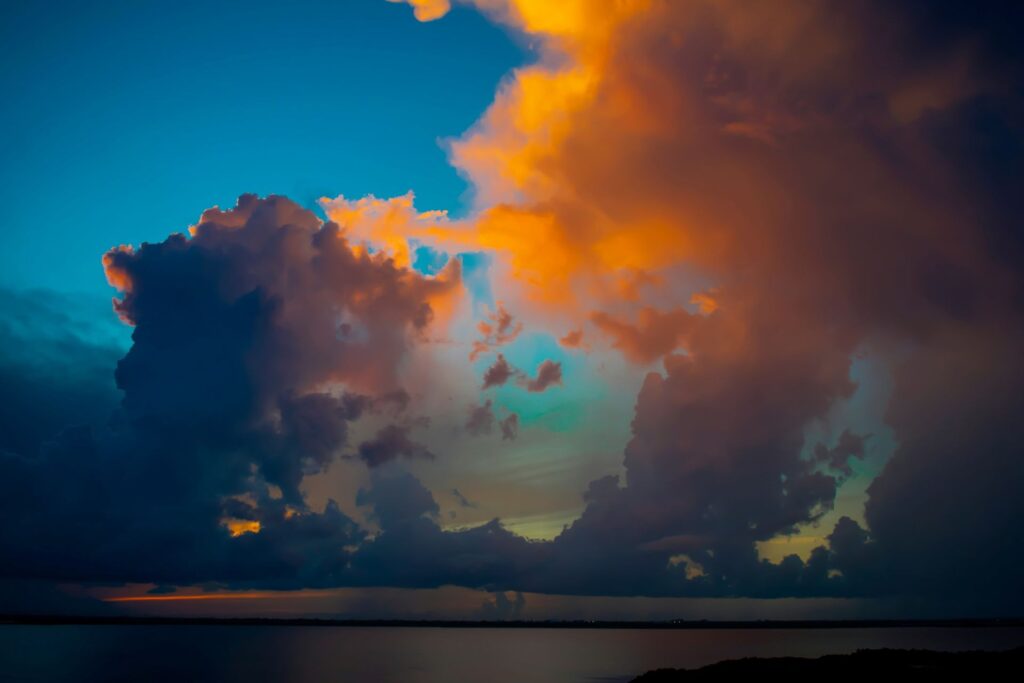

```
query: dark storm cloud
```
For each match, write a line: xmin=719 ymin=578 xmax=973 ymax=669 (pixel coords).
xmin=511 ymin=0 xmax=1024 ymax=609
xmin=0 ymin=195 xmax=454 ymax=589
xmin=341 ymin=0 xmax=1024 ymax=608
xmin=349 ymin=476 xmax=542 ymax=590
xmin=357 ymin=471 xmax=440 ymax=528
xmin=859 ymin=327 xmax=1024 ymax=602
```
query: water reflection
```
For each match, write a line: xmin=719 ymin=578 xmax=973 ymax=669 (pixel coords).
xmin=1 ymin=625 xmax=1022 ymax=683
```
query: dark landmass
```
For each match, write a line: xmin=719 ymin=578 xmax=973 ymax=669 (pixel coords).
xmin=631 ymin=646 xmax=1024 ymax=681
xmin=2 ymin=614 xmax=1023 ymax=629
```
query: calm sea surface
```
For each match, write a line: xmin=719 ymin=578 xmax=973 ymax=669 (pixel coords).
xmin=1 ymin=625 xmax=1022 ymax=683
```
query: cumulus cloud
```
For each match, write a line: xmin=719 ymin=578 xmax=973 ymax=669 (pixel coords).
xmin=0 ymin=195 xmax=455 ymax=587
xmin=401 ymin=0 xmax=1024 ymax=608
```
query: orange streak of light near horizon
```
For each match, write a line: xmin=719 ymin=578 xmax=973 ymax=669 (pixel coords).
xmin=104 ymin=592 xmax=307 ymax=603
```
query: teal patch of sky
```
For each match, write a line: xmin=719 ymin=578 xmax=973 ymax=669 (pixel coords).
xmin=0 ymin=0 xmax=527 ymax=295
xmin=481 ymin=332 xmax=597 ymax=432
xmin=411 ymin=242 xmax=451 ymax=276
xmin=0 ymin=288 xmax=129 ymax=358
xmin=802 ymin=351 xmax=897 ymax=487
xmin=457 ymin=252 xmax=495 ymax=311
xmin=411 ymin=242 xmax=494 ymax=310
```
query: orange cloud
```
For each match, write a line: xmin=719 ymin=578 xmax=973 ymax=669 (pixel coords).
xmin=223 ymin=518 xmax=261 ymax=537
xmin=591 ymin=307 xmax=694 ymax=365
xmin=389 ymin=0 xmax=451 ymax=22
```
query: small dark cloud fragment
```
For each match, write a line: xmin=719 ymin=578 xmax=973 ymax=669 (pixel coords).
xmin=452 ymin=488 xmax=477 ymax=509
xmin=465 ymin=400 xmax=497 ymax=436
xmin=523 ymin=360 xmax=562 ymax=393
xmin=499 ymin=413 xmax=519 ymax=441
xmin=478 ymin=591 xmax=526 ymax=620
xmin=482 ymin=353 xmax=517 ymax=389
xmin=358 ymin=424 xmax=435 ymax=468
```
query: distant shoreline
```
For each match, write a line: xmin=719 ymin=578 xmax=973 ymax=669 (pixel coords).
xmin=629 ymin=646 xmax=1024 ymax=680
xmin=2 ymin=615 xmax=1023 ymax=629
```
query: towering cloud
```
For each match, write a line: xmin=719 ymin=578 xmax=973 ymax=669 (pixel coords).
xmin=0 ymin=195 xmax=458 ymax=586
xmin=386 ymin=0 xmax=1024 ymax=609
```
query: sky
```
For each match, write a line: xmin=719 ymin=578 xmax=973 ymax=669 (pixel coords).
xmin=1 ymin=0 xmax=1022 ymax=621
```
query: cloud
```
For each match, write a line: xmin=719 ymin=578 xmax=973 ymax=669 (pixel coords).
xmin=558 ymin=329 xmax=586 ymax=350
xmin=0 ymin=289 xmax=123 ymax=459
xmin=390 ymin=0 xmax=450 ymax=23
xmin=465 ymin=400 xmax=497 ymax=436
xmin=452 ymin=488 xmax=478 ymax=509
xmin=481 ymin=353 xmax=561 ymax=393
xmin=0 ymin=195 xmax=454 ymax=587
xmin=358 ymin=423 xmax=435 ymax=468
xmin=522 ymin=359 xmax=562 ymax=393
xmin=481 ymin=353 xmax=517 ymax=389
xmin=858 ymin=326 xmax=1024 ymax=602
xmin=349 ymin=471 xmax=541 ymax=590
xmin=499 ymin=413 xmax=519 ymax=441
xmin=591 ymin=308 xmax=694 ymax=365
xmin=813 ymin=430 xmax=868 ymax=479
xmin=465 ymin=399 xmax=519 ymax=441
xmin=470 ymin=302 xmax=522 ymax=361
xmin=5 ymin=1 xmax=1024 ymax=615
xmin=357 ymin=471 xmax=440 ymax=529
xmin=478 ymin=591 xmax=526 ymax=620
xmin=394 ymin=0 xmax=1024 ymax=609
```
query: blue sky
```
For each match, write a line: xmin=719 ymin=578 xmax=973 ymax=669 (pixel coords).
xmin=0 ymin=0 xmax=524 ymax=294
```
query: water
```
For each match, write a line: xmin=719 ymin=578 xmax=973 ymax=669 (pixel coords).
xmin=1 ymin=625 xmax=1021 ymax=682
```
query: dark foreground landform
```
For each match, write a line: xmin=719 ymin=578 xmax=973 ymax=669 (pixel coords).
xmin=631 ymin=646 xmax=1024 ymax=681
xmin=3 ymin=615 xmax=1024 ymax=629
